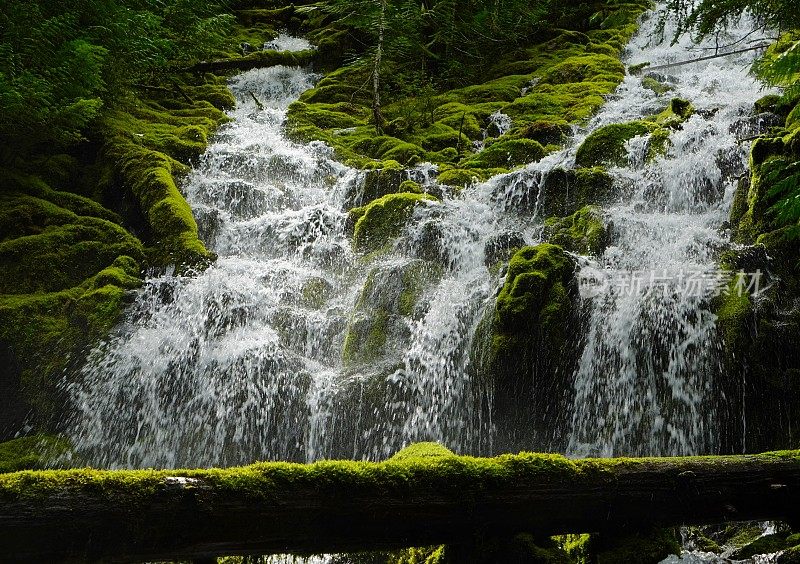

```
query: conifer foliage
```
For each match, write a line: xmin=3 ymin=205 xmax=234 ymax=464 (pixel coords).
xmin=0 ymin=0 xmax=234 ymax=159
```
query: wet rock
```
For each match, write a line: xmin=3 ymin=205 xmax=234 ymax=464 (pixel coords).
xmin=0 ymin=342 xmax=26 ymax=440
xmin=193 ymin=206 xmax=222 ymax=248
xmin=484 ymin=231 xmax=526 ymax=268
xmin=342 ymin=260 xmax=439 ymax=367
xmin=715 ymin=146 xmax=747 ymax=184
xmin=480 ymin=244 xmax=583 ymax=451
xmin=729 ymin=112 xmax=783 ymax=138
xmin=345 ymin=166 xmax=408 ymax=209
xmin=644 ymin=71 xmax=678 ymax=84
xmin=539 ymin=167 xmax=616 ymax=217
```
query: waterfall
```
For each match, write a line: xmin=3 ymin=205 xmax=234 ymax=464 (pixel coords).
xmin=565 ymin=12 xmax=776 ymax=458
xmin=64 ymin=7 xmax=775 ymax=468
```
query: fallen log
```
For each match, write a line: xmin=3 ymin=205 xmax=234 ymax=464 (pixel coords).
xmin=1 ymin=450 xmax=799 ymax=562
xmin=630 ymin=43 xmax=770 ymax=75
xmin=187 ymin=49 xmax=316 ymax=74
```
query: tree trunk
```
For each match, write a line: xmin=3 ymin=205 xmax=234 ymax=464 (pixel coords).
xmin=0 ymin=451 xmax=799 ymax=562
xmin=372 ymin=0 xmax=387 ymax=135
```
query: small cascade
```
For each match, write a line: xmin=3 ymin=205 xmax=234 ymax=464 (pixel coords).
xmin=474 ymin=110 xmax=513 ymax=151
xmin=65 ymin=4 xmax=777 ymax=469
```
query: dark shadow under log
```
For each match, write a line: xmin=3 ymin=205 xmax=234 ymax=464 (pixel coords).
xmin=187 ymin=49 xmax=316 ymax=74
xmin=1 ymin=451 xmax=799 ymax=562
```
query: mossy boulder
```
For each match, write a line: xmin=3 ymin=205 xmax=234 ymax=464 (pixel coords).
xmin=575 ymin=121 xmax=653 ymax=167
xmin=347 ymin=164 xmax=408 ymax=208
xmin=349 ymin=192 xmax=438 ymax=254
xmin=463 ymin=138 xmax=546 ymax=169
xmin=0 ymin=193 xmax=144 ymax=294
xmin=516 ymin=121 xmax=573 ymax=146
xmin=732 ymin=531 xmax=800 ymax=559
xmin=641 ymin=76 xmax=673 ymax=95
xmin=540 ymin=167 xmax=616 ymax=217
xmin=544 ymin=206 xmax=608 ymax=256
xmin=437 ymin=169 xmax=480 ymax=188
xmin=342 ymin=260 xmax=439 ymax=368
xmin=0 ymin=256 xmax=143 ymax=431
xmin=483 ymin=244 xmax=581 ymax=451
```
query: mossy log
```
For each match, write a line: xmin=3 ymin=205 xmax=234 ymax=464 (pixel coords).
xmin=1 ymin=451 xmax=800 ymax=562
xmin=188 ymin=49 xmax=316 ymax=73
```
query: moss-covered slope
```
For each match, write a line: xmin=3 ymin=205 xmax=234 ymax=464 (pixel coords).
xmin=287 ymin=2 xmax=650 ymax=177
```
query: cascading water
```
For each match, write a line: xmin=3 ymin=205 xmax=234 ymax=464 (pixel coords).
xmin=565 ymin=12 xmax=777 ymax=458
xmin=65 ymin=7 xmax=775 ymax=470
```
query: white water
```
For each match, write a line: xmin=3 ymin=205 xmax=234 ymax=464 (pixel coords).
xmin=566 ymin=11 xmax=776 ymax=457
xmin=64 ymin=8 xmax=776 ymax=468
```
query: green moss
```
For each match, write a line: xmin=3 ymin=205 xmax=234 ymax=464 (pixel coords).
xmin=399 ymin=180 xmax=423 ymax=194
xmin=0 ymin=194 xmax=143 ymax=294
xmin=646 ymin=128 xmax=672 ymax=161
xmin=544 ymin=206 xmax=607 ymax=256
xmin=641 ymin=76 xmax=673 ymax=95
xmin=538 ymin=54 xmax=625 ymax=86
xmin=288 ymin=5 xmax=647 ymax=173
xmin=650 ymin=97 xmax=694 ymax=128
xmin=93 ymin=77 xmax=233 ymax=269
xmin=713 ymin=277 xmax=753 ymax=351
xmin=342 ymin=261 xmax=440 ymax=366
xmin=754 ymin=94 xmax=782 ymax=115
xmin=558 ymin=534 xmax=592 ymax=562
xmin=350 ymin=192 xmax=438 ymax=254
xmin=575 ymin=121 xmax=654 ymax=167
xmin=389 ymin=443 xmax=455 ymax=462
xmin=0 ymin=435 xmax=71 ymax=473
xmin=300 ymin=277 xmax=331 ymax=309
xmin=595 ymin=528 xmax=680 ymax=564
xmin=462 ymin=138 xmax=546 ymax=169
xmin=388 ymin=546 xmax=448 ymax=564
xmin=733 ymin=532 xmax=797 ymax=559
xmin=495 ymin=244 xmax=575 ymax=334
xmin=0 ymin=256 xmax=142 ymax=426
xmin=437 ymin=169 xmax=480 ymax=188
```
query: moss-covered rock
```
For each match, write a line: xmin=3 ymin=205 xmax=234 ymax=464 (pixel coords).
xmin=540 ymin=167 xmax=616 ymax=217
xmin=483 ymin=244 xmax=581 ymax=451
xmin=732 ymin=532 xmax=799 ymax=559
xmin=0 ymin=256 xmax=143 ymax=431
xmin=544 ymin=206 xmax=608 ymax=256
xmin=349 ymin=192 xmax=438 ymax=254
xmin=575 ymin=121 xmax=654 ymax=167
xmin=641 ymin=76 xmax=673 ymax=95
xmin=98 ymin=100 xmax=227 ymax=269
xmin=462 ymin=138 xmax=546 ymax=169
xmin=574 ymin=98 xmax=694 ymax=168
xmin=0 ymin=435 xmax=71 ymax=473
xmin=437 ymin=169 xmax=480 ymax=189
xmin=0 ymin=191 xmax=144 ymax=294
xmin=342 ymin=260 xmax=440 ymax=367
xmin=594 ymin=528 xmax=681 ymax=564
